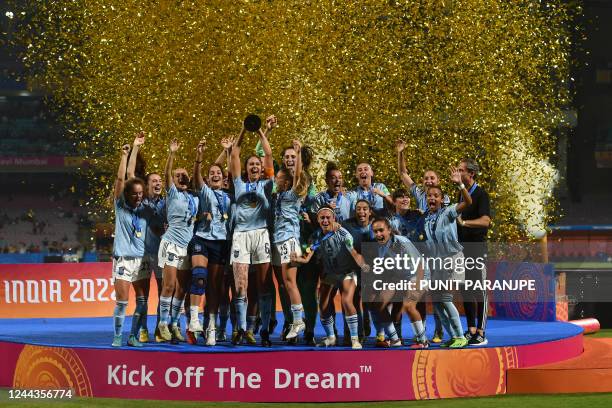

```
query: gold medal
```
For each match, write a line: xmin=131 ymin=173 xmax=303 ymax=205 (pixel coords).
xmin=306 ymin=247 xmax=312 ymax=254
xmin=223 ymin=213 xmax=228 ymax=220
xmin=136 ymin=231 xmax=142 ymax=238
xmin=419 ymin=234 xmax=424 ymax=241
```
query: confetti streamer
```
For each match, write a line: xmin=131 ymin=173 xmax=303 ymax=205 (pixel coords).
xmin=7 ymin=0 xmax=578 ymax=239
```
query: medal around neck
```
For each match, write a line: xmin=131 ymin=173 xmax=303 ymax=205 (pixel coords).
xmin=244 ymin=114 xmax=262 ymax=132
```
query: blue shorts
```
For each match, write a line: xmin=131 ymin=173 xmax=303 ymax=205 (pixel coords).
xmin=189 ymin=236 xmax=229 ymax=265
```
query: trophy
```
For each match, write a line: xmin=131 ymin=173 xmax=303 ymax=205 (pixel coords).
xmin=243 ymin=114 xmax=262 ymax=132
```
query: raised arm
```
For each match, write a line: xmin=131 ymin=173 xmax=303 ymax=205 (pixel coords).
xmin=451 ymin=166 xmax=473 ymax=213
xmin=114 ymin=144 xmax=131 ymax=199
xmin=230 ymin=129 xmax=245 ymax=179
xmin=292 ymin=139 xmax=303 ymax=189
xmin=127 ymin=131 xmax=145 ymax=179
xmin=396 ymin=140 xmax=415 ymax=188
xmin=373 ymin=186 xmax=394 ymax=208
xmin=193 ymin=138 xmax=206 ymax=190
xmin=165 ymin=138 xmax=180 ymax=189
xmin=213 ymin=137 xmax=231 ymax=168
xmin=258 ymin=114 xmax=276 ymax=171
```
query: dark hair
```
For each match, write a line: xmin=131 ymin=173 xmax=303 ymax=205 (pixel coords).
xmin=325 ymin=161 xmax=341 ymax=180
xmin=301 ymin=145 xmax=313 ymax=170
xmin=460 ymin=158 xmax=480 ymax=178
xmin=392 ymin=188 xmax=410 ymax=200
xmin=123 ymin=178 xmax=145 ymax=204
xmin=372 ymin=216 xmax=391 ymax=229
xmin=354 ymin=199 xmax=372 ymax=209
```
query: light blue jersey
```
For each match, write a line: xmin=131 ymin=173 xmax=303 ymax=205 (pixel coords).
xmin=142 ymin=196 xmax=166 ymax=256
xmin=378 ymin=235 xmax=430 ymax=280
xmin=113 ymin=197 xmax=151 ymax=258
xmin=341 ymin=218 xmax=373 ymax=253
xmin=350 ymin=182 xmax=389 ymax=214
xmin=233 ymin=177 xmax=273 ymax=232
xmin=311 ymin=226 xmax=356 ymax=275
xmin=411 ymin=184 xmax=451 ymax=212
xmin=312 ymin=190 xmax=351 ymax=222
xmin=424 ymin=203 xmax=463 ymax=257
xmin=195 ymin=185 xmax=232 ymax=241
xmin=273 ymin=189 xmax=302 ymax=243
xmin=161 ymin=184 xmax=198 ymax=248
xmin=389 ymin=210 xmax=426 ymax=243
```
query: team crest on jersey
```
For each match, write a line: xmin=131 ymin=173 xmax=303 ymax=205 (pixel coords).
xmin=168 ymin=253 xmax=175 ymax=262
xmin=194 ymin=244 xmax=202 ymax=253
xmin=117 ymin=267 xmax=124 ymax=275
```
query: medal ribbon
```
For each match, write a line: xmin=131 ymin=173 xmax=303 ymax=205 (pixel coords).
xmin=308 ymin=231 xmax=334 ymax=253
xmin=214 ymin=190 xmax=228 ymax=219
xmin=130 ymin=206 xmax=142 ymax=237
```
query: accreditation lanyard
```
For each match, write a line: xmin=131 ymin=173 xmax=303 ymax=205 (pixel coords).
xmin=459 ymin=182 xmax=478 ymax=203
xmin=129 ymin=205 xmax=143 ymax=238
xmin=183 ymin=192 xmax=197 ymax=224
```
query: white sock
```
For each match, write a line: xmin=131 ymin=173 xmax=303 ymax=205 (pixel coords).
xmin=208 ymin=313 xmax=218 ymax=329
xmin=190 ymin=305 xmax=200 ymax=325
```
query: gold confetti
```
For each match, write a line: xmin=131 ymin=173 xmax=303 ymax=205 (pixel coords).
xmin=9 ymin=0 xmax=578 ymax=240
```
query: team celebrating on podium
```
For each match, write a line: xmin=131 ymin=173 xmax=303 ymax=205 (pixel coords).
xmin=110 ymin=114 xmax=491 ymax=350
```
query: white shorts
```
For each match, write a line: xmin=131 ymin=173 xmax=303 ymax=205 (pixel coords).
xmin=137 ymin=253 xmax=163 ymax=280
xmin=158 ymin=239 xmax=190 ymax=270
xmin=321 ymin=271 xmax=358 ymax=288
xmin=272 ymin=237 xmax=302 ymax=266
xmin=230 ymin=228 xmax=271 ymax=265
xmin=112 ymin=256 xmax=144 ymax=284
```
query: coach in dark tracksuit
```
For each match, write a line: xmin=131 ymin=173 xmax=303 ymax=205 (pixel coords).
xmin=456 ymin=158 xmax=491 ymax=346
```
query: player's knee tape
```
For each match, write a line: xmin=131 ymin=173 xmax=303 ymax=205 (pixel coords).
xmin=190 ymin=266 xmax=208 ymax=295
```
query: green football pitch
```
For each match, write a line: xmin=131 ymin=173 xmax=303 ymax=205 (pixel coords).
xmin=1 ymin=393 xmax=612 ymax=408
